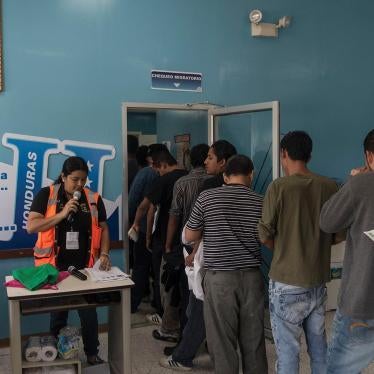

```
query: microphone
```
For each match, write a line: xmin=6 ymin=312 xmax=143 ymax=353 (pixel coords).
xmin=67 ymin=190 xmax=81 ymax=223
xmin=68 ymin=265 xmax=87 ymax=281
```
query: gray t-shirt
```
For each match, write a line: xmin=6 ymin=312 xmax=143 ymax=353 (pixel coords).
xmin=320 ymin=172 xmax=374 ymax=319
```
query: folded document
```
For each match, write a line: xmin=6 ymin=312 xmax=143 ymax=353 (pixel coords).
xmin=85 ymin=260 xmax=129 ymax=282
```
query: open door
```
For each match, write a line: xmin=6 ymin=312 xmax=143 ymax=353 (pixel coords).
xmin=122 ymin=101 xmax=280 ymax=276
xmin=209 ymin=101 xmax=280 ymax=187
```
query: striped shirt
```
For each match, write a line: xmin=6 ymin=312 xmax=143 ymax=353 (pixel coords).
xmin=186 ymin=184 xmax=263 ymax=270
xmin=169 ymin=167 xmax=212 ymax=226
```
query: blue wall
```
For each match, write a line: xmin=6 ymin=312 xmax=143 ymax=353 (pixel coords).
xmin=128 ymin=112 xmax=156 ymax=135
xmin=156 ymin=110 xmax=208 ymax=155
xmin=1 ymin=0 xmax=374 ymax=339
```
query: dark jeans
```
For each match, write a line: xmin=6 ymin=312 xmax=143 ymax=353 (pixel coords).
xmin=151 ymin=237 xmax=164 ymax=317
xmin=50 ymin=308 xmax=99 ymax=356
xmin=178 ymin=270 xmax=190 ymax=334
xmin=173 ymin=291 xmax=206 ymax=367
xmin=131 ymin=232 xmax=152 ymax=313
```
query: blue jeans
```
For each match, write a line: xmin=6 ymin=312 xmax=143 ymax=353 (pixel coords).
xmin=327 ymin=309 xmax=374 ymax=374
xmin=269 ymin=280 xmax=327 ymax=374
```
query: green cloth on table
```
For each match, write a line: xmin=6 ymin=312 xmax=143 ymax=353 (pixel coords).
xmin=12 ymin=264 xmax=59 ymax=291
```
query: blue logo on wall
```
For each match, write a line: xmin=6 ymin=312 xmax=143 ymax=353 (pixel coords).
xmin=0 ymin=133 xmax=121 ymax=250
xmin=151 ymin=70 xmax=202 ymax=92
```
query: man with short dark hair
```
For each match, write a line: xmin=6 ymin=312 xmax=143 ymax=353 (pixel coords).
xmin=159 ymin=144 xmax=210 ymax=370
xmin=202 ymin=139 xmax=237 ymax=189
xmin=131 ymin=148 xmax=188 ymax=340
xmin=129 ymin=145 xmax=160 ymax=313
xmin=320 ymin=129 xmax=374 ymax=374
xmin=259 ymin=131 xmax=338 ymax=374
xmin=185 ymin=155 xmax=268 ymax=374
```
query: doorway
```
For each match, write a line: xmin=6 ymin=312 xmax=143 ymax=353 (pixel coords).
xmin=121 ymin=101 xmax=280 ymax=269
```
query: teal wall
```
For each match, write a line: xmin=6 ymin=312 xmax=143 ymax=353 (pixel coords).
xmin=128 ymin=112 xmax=156 ymax=135
xmin=1 ymin=0 xmax=374 ymax=339
xmin=156 ymin=110 xmax=208 ymax=155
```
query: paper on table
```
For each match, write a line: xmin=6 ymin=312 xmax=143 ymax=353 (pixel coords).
xmin=85 ymin=259 xmax=130 ymax=282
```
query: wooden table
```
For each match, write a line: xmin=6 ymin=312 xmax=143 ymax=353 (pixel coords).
xmin=5 ymin=273 xmax=134 ymax=374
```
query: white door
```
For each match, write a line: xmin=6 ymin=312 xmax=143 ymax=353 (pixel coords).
xmin=209 ymin=101 xmax=280 ymax=192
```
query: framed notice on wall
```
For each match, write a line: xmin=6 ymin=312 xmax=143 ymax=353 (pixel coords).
xmin=174 ymin=134 xmax=191 ymax=169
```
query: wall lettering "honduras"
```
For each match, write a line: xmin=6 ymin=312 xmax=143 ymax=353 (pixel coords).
xmin=0 ymin=133 xmax=120 ymax=250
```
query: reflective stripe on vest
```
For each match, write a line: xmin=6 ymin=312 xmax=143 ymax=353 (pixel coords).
xmin=34 ymin=246 xmax=54 ymax=257
xmin=34 ymin=185 xmax=102 ymax=268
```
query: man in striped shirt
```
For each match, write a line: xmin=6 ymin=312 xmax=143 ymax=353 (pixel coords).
xmin=185 ymin=155 xmax=268 ymax=374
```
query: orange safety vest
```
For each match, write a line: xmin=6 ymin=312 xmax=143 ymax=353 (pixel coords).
xmin=33 ymin=184 xmax=103 ymax=268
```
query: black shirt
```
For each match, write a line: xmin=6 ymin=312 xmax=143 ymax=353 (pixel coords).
xmin=201 ymin=173 xmax=224 ymax=192
xmin=146 ymin=169 xmax=188 ymax=243
xmin=30 ymin=185 xmax=107 ymax=270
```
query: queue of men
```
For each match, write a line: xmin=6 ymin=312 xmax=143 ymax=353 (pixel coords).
xmin=128 ymin=129 xmax=374 ymax=374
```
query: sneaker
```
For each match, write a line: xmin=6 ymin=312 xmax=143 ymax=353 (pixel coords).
xmin=152 ymin=329 xmax=179 ymax=343
xmin=159 ymin=356 xmax=192 ymax=371
xmin=87 ymin=355 xmax=105 ymax=365
xmin=145 ymin=313 xmax=162 ymax=325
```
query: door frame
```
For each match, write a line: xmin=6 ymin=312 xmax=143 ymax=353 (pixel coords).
xmin=121 ymin=101 xmax=280 ymax=271
xmin=122 ymin=102 xmax=216 ymax=271
xmin=208 ymin=101 xmax=280 ymax=180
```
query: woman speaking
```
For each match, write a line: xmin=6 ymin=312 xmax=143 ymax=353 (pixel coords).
xmin=27 ymin=156 xmax=111 ymax=365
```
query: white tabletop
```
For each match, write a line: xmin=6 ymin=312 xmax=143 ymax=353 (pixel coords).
xmin=5 ymin=271 xmax=134 ymax=300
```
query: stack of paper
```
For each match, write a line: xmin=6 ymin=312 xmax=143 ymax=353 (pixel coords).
xmin=85 ymin=260 xmax=130 ymax=282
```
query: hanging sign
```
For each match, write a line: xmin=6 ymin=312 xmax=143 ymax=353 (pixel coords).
xmin=151 ymin=70 xmax=202 ymax=92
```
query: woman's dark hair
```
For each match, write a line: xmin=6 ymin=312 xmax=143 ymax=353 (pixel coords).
xmin=225 ymin=155 xmax=254 ymax=177
xmin=280 ymin=131 xmax=312 ymax=163
xmin=190 ymin=144 xmax=209 ymax=168
xmin=136 ymin=145 xmax=149 ymax=168
xmin=54 ymin=156 xmax=88 ymax=184
xmin=364 ymin=129 xmax=374 ymax=153
xmin=211 ymin=140 xmax=237 ymax=162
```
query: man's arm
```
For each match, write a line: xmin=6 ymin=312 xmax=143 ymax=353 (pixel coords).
xmin=165 ymin=215 xmax=180 ymax=252
xmin=320 ymin=181 xmax=353 ymax=233
xmin=131 ymin=197 xmax=151 ymax=232
xmin=258 ymin=183 xmax=277 ymax=250
xmin=185 ymin=240 xmax=201 ymax=267
xmin=166 ymin=182 xmax=183 ymax=252
xmin=185 ymin=194 xmax=204 ymax=244
xmin=146 ymin=203 xmax=156 ymax=250
xmin=185 ymin=228 xmax=203 ymax=243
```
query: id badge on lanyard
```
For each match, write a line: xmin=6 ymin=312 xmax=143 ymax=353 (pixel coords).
xmin=66 ymin=231 xmax=79 ymax=250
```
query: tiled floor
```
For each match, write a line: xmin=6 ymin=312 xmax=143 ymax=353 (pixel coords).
xmin=1 ymin=310 xmax=374 ymax=373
